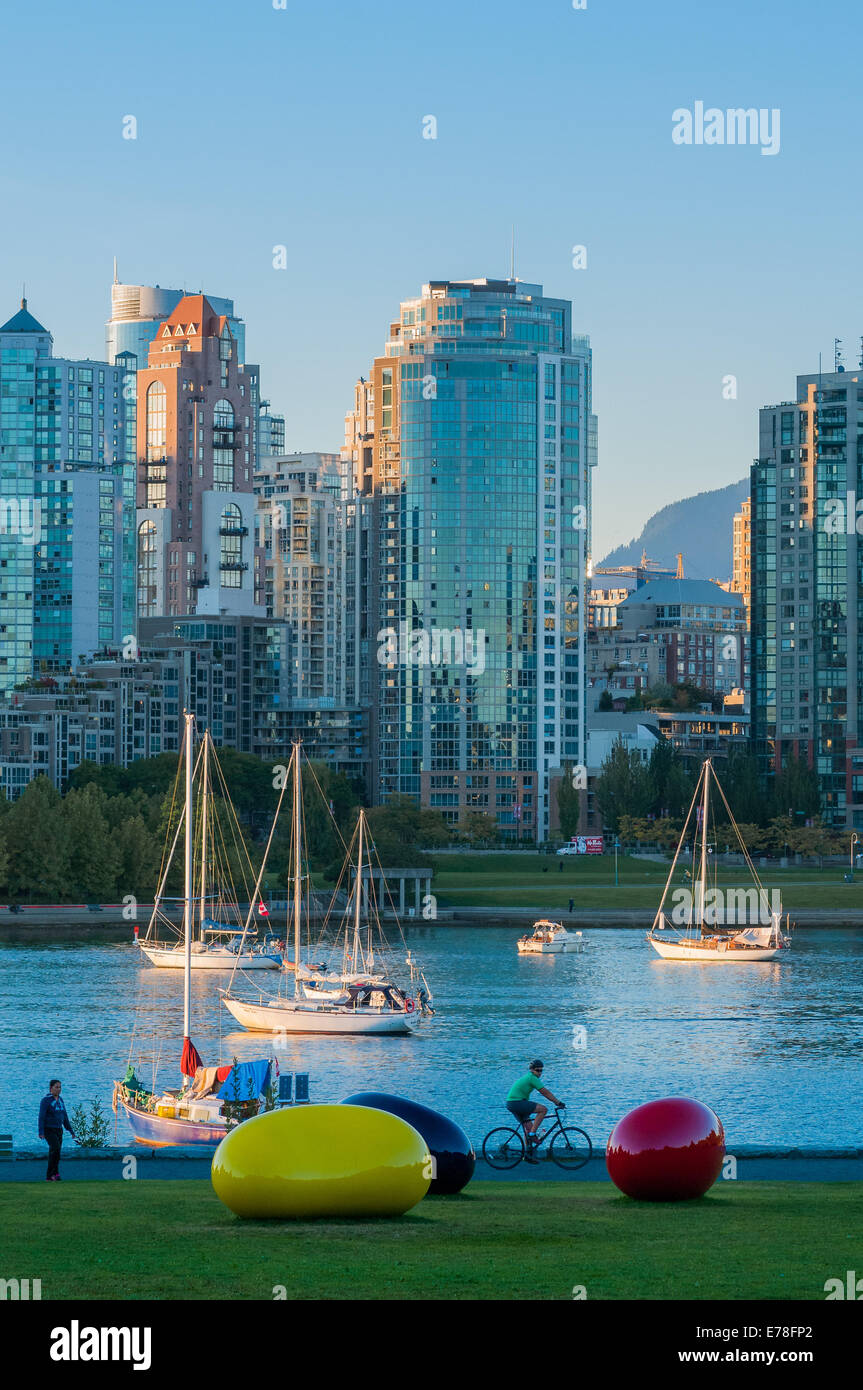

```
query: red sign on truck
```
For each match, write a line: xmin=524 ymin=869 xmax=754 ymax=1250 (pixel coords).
xmin=569 ymin=836 xmax=604 ymax=854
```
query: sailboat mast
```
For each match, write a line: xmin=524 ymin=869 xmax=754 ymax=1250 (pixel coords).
xmin=199 ymin=731 xmax=208 ymax=939
xmin=353 ymin=811 xmax=364 ymax=975
xmin=292 ymin=741 xmax=302 ymax=998
xmin=698 ymin=759 xmax=710 ymax=931
xmin=182 ymin=711 xmax=194 ymax=1042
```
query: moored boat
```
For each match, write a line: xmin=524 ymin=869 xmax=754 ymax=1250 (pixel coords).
xmin=220 ymin=744 xmax=431 ymax=1037
xmin=517 ymin=920 xmax=585 ymax=954
xmin=114 ymin=712 xmax=275 ymax=1145
xmin=647 ymin=758 xmax=792 ymax=963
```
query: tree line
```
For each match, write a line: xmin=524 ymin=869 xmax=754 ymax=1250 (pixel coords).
xmin=0 ymin=754 xmax=503 ymax=903
xmin=583 ymin=738 xmax=845 ymax=858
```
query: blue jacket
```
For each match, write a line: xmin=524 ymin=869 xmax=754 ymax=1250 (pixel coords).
xmin=39 ymin=1094 xmax=74 ymax=1137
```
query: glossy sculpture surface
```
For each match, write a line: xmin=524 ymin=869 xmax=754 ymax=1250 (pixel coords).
xmin=606 ymin=1097 xmax=725 ymax=1200
xmin=211 ymin=1103 xmax=431 ymax=1218
xmin=342 ymin=1091 xmax=476 ymax=1195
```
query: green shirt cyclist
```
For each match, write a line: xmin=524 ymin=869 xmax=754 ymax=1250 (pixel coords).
xmin=505 ymin=1059 xmax=564 ymax=1163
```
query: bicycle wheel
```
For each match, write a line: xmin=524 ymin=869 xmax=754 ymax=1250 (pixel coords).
xmin=549 ymin=1126 xmax=593 ymax=1171
xmin=482 ymin=1126 xmax=525 ymax=1170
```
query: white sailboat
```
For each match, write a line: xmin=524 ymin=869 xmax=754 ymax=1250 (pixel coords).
xmin=115 ymin=712 xmax=276 ymax=1145
xmin=220 ymin=744 xmax=430 ymax=1036
xmin=138 ymin=730 xmax=282 ymax=970
xmin=647 ymin=758 xmax=791 ymax=962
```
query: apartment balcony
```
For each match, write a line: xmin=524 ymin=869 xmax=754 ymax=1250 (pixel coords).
xmin=219 ymin=560 xmax=249 ymax=573
xmin=219 ymin=523 xmax=248 ymax=537
xmin=213 ymin=428 xmax=238 ymax=449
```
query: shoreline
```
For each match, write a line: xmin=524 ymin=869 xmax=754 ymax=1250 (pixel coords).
xmin=2 ymin=1146 xmax=861 ymax=1184
xmin=2 ymin=905 xmax=863 ymax=941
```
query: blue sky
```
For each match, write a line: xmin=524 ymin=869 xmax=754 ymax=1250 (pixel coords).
xmin=2 ymin=0 xmax=860 ymax=558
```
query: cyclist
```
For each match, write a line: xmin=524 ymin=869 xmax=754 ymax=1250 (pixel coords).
xmin=505 ymin=1059 xmax=564 ymax=1163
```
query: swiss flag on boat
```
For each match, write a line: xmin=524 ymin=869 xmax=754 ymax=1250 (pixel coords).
xmin=258 ymin=900 xmax=269 ymax=916
xmin=181 ymin=1037 xmax=203 ymax=1078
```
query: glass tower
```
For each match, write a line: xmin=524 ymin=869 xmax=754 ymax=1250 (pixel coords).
xmin=0 ymin=299 xmax=135 ymax=691
xmin=344 ymin=278 xmax=596 ymax=841
xmin=752 ymin=367 xmax=863 ymax=828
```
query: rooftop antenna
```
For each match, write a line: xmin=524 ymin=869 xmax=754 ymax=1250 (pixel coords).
xmin=834 ymin=337 xmax=844 ymax=372
xmin=510 ymin=225 xmax=515 ymax=281
xmin=113 ymin=256 xmax=118 ymax=285
xmin=676 ymin=552 xmax=684 ymax=580
xmin=859 ymin=337 xmax=863 ymax=370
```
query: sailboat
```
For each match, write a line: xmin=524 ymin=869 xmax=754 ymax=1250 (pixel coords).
xmin=220 ymin=743 xmax=431 ymax=1036
xmin=114 ymin=712 xmax=276 ymax=1144
xmin=138 ymin=730 xmax=282 ymax=970
xmin=647 ymin=758 xmax=791 ymax=962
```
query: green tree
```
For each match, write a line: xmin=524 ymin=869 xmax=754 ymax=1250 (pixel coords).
xmin=557 ymin=764 xmax=581 ymax=840
xmin=5 ymin=777 xmax=71 ymax=900
xmin=457 ymin=810 xmax=499 ymax=846
xmin=595 ymin=739 xmax=652 ymax=834
xmin=597 ymin=690 xmax=614 ymax=712
xmin=64 ymin=785 xmax=122 ymax=899
xmin=646 ymin=739 xmax=694 ymax=819
xmin=772 ymin=754 xmax=820 ymax=823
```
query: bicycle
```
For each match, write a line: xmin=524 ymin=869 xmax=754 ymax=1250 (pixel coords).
xmin=482 ymin=1105 xmax=593 ymax=1171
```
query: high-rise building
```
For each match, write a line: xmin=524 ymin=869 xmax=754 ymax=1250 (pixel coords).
xmin=258 ymin=401 xmax=286 ymax=460
xmin=135 ymin=294 xmax=262 ymax=621
xmin=253 ymin=452 xmax=368 ymax=782
xmin=751 ymin=367 xmax=862 ymax=828
xmin=0 ymin=298 xmax=135 ymax=692
xmin=343 ymin=277 xmax=596 ymax=841
xmin=255 ymin=452 xmax=345 ymax=703
xmin=106 ymin=275 xmax=244 ymax=370
xmin=732 ymin=496 xmax=751 ymax=617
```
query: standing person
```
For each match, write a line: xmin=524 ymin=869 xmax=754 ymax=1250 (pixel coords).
xmin=38 ymin=1079 xmax=76 ymax=1181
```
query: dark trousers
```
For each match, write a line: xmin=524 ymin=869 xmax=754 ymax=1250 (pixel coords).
xmin=45 ymin=1127 xmax=63 ymax=1179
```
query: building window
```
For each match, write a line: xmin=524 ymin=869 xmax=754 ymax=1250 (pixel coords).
xmin=137 ymin=519 xmax=158 ymax=617
xmin=213 ymin=399 xmax=235 ymax=490
xmin=219 ymin=503 xmax=244 ymax=588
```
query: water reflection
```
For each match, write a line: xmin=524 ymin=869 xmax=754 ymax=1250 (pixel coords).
xmin=1 ymin=928 xmax=860 ymax=1148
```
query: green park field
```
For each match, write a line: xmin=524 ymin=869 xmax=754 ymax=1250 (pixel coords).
xmin=3 ymin=1180 xmax=859 ymax=1300
xmin=423 ymin=852 xmax=863 ymax=912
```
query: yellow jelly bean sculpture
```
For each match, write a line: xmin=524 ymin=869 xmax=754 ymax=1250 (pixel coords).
xmin=211 ymin=1103 xmax=431 ymax=1219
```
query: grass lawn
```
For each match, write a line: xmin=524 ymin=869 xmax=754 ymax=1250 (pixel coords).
xmin=423 ymin=852 xmax=863 ymax=911
xmin=3 ymin=1180 xmax=859 ymax=1300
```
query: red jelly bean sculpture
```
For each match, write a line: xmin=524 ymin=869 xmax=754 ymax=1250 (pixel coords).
xmin=606 ymin=1097 xmax=725 ymax=1200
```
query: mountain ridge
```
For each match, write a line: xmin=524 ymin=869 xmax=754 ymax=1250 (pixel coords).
xmin=598 ymin=477 xmax=749 ymax=581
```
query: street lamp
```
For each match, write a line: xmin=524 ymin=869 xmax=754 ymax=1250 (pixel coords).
xmin=614 ymin=836 xmax=620 ymax=888
xmin=850 ymin=833 xmax=858 ymax=883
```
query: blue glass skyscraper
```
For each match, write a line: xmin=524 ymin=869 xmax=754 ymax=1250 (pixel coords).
xmin=344 ymin=278 xmax=596 ymax=842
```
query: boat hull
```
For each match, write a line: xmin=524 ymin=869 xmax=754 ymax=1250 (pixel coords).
xmin=648 ymin=935 xmax=783 ymax=962
xmin=139 ymin=945 xmax=281 ymax=970
xmin=222 ymin=995 xmax=419 ymax=1036
xmin=517 ymin=941 xmax=580 ymax=954
xmin=119 ymin=1097 xmax=226 ymax=1147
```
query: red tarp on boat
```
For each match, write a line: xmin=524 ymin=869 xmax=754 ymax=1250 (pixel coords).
xmin=181 ymin=1037 xmax=203 ymax=1077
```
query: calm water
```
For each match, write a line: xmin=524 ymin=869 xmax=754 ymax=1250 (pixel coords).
xmin=2 ymin=927 xmax=862 ymax=1148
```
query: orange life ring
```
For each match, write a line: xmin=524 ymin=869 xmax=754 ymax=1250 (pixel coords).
xmin=404 ymin=996 xmax=416 ymax=1013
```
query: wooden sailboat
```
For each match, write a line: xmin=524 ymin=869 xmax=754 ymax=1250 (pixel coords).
xmin=138 ymin=729 xmax=282 ymax=970
xmin=647 ymin=758 xmax=791 ymax=962
xmin=220 ymin=743 xmax=431 ymax=1036
xmin=114 ymin=712 xmax=276 ymax=1144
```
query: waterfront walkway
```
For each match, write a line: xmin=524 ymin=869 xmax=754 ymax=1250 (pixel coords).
xmin=2 ymin=1148 xmax=860 ymax=1183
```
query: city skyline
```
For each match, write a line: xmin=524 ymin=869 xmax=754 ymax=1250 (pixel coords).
xmin=2 ymin=0 xmax=860 ymax=556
